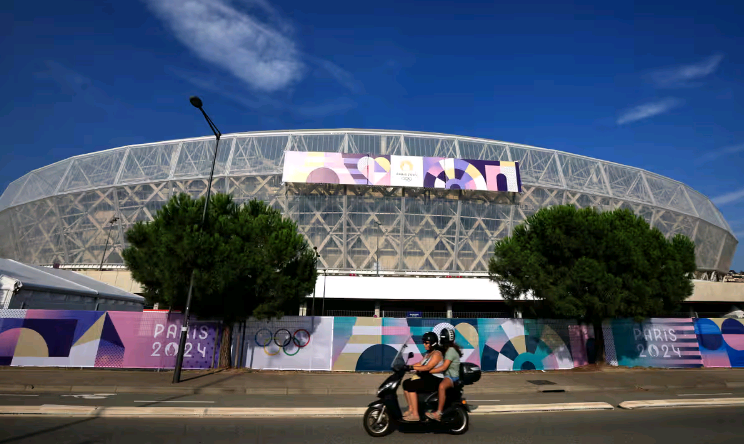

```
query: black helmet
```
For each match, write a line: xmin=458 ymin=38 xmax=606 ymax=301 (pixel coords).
xmin=422 ymin=332 xmax=438 ymax=345
xmin=439 ymin=328 xmax=455 ymax=345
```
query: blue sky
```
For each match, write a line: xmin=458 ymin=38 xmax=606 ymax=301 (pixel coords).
xmin=1 ymin=0 xmax=743 ymax=270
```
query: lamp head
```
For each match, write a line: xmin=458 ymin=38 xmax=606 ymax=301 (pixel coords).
xmin=189 ymin=96 xmax=203 ymax=108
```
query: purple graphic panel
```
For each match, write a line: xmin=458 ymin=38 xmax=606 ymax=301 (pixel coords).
xmin=107 ymin=312 xmax=221 ymax=369
xmin=0 ymin=309 xmax=222 ymax=369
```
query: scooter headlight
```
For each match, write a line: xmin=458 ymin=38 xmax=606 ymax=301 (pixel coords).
xmin=377 ymin=380 xmax=398 ymax=396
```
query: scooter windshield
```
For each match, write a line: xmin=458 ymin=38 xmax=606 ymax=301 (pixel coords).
xmin=390 ymin=336 xmax=412 ymax=371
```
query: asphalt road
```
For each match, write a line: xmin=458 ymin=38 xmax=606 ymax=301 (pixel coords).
xmin=0 ymin=386 xmax=742 ymax=408
xmin=0 ymin=407 xmax=742 ymax=443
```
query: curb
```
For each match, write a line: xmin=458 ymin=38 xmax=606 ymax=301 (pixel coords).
xmin=473 ymin=402 xmax=613 ymax=414
xmin=0 ymin=402 xmax=614 ymax=418
xmin=0 ymin=383 xmax=739 ymax=396
xmin=619 ymin=398 xmax=744 ymax=410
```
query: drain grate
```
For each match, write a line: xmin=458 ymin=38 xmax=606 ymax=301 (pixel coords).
xmin=527 ymin=380 xmax=557 ymax=386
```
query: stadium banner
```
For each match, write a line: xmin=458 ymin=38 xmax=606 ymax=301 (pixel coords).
xmin=238 ymin=316 xmax=334 ymax=371
xmin=4 ymin=310 xmax=741 ymax=371
xmin=603 ymin=318 xmax=704 ymax=368
xmin=693 ymin=318 xmax=744 ymax=368
xmin=241 ymin=317 xmax=594 ymax=372
xmin=0 ymin=309 xmax=221 ymax=369
xmin=282 ymin=151 xmax=522 ymax=193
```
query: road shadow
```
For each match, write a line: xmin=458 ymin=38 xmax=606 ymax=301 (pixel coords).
xmin=0 ymin=417 xmax=98 ymax=444
xmin=180 ymin=368 xmax=226 ymax=383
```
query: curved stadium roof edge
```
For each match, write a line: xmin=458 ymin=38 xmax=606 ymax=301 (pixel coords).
xmin=0 ymin=128 xmax=735 ymax=239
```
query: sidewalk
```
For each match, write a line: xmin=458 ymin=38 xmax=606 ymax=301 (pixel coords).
xmin=1 ymin=366 xmax=743 ymax=396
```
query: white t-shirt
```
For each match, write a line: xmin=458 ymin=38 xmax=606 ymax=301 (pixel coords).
xmin=421 ymin=350 xmax=445 ymax=379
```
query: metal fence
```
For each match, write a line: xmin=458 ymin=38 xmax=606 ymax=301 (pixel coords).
xmin=452 ymin=312 xmax=512 ymax=318
xmin=325 ymin=310 xmax=376 ymax=317
xmin=380 ymin=311 xmax=449 ymax=318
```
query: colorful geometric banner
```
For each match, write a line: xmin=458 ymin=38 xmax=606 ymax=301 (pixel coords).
xmin=694 ymin=318 xmax=744 ymax=368
xmin=282 ymin=151 xmax=522 ymax=193
xmin=603 ymin=318 xmax=703 ymax=368
xmin=4 ymin=310 xmax=743 ymax=371
xmin=0 ymin=309 xmax=221 ymax=369
xmin=316 ymin=317 xmax=590 ymax=372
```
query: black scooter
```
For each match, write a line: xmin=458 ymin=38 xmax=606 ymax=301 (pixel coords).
xmin=363 ymin=340 xmax=480 ymax=437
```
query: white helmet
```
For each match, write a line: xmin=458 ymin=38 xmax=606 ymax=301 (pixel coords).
xmin=439 ymin=328 xmax=455 ymax=345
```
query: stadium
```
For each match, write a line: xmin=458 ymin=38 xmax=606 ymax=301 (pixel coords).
xmin=0 ymin=129 xmax=739 ymax=317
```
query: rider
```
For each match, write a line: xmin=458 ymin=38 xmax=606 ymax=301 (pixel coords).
xmin=401 ymin=331 xmax=443 ymax=422
xmin=426 ymin=328 xmax=462 ymax=421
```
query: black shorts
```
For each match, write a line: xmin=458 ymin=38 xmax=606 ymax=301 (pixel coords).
xmin=402 ymin=373 xmax=442 ymax=393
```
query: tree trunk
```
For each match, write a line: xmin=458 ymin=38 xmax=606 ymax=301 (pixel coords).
xmin=592 ymin=320 xmax=606 ymax=364
xmin=218 ymin=324 xmax=232 ymax=368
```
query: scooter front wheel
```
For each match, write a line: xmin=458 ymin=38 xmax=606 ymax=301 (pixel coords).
xmin=449 ymin=407 xmax=469 ymax=435
xmin=363 ymin=405 xmax=395 ymax=437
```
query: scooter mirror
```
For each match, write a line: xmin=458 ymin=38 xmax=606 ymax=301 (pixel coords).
xmin=407 ymin=352 xmax=414 ymax=361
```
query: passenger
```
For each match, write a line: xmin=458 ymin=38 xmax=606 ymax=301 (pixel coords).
xmin=426 ymin=328 xmax=462 ymax=421
xmin=401 ymin=331 xmax=443 ymax=422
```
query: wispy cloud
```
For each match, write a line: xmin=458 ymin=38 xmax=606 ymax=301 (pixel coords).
xmin=145 ymin=0 xmax=303 ymax=92
xmin=650 ymin=53 xmax=724 ymax=88
xmin=307 ymin=56 xmax=365 ymax=94
xmin=711 ymin=187 xmax=744 ymax=207
xmin=697 ymin=143 xmax=744 ymax=163
xmin=171 ymin=68 xmax=356 ymax=118
xmin=145 ymin=0 xmax=360 ymax=94
xmin=616 ymin=98 xmax=683 ymax=125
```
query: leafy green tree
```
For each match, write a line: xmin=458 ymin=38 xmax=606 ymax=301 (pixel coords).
xmin=488 ymin=205 xmax=696 ymax=363
xmin=123 ymin=193 xmax=317 ymax=366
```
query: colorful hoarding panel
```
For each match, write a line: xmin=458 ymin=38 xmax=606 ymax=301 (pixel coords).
xmin=694 ymin=318 xmax=744 ymax=368
xmin=238 ymin=316 xmax=334 ymax=371
xmin=603 ymin=318 xmax=703 ymax=368
xmin=282 ymin=151 xmax=522 ymax=193
xmin=327 ymin=318 xmax=592 ymax=372
xmin=0 ymin=309 xmax=221 ymax=369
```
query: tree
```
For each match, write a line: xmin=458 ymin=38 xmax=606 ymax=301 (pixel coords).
xmin=123 ymin=193 xmax=317 ymax=366
xmin=488 ymin=205 xmax=696 ymax=363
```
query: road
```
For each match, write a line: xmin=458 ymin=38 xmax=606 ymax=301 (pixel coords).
xmin=0 ymin=407 xmax=742 ymax=443
xmin=0 ymin=386 xmax=743 ymax=408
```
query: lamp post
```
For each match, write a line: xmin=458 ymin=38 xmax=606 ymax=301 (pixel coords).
xmin=173 ymin=96 xmax=222 ymax=384
xmin=99 ymin=216 xmax=119 ymax=271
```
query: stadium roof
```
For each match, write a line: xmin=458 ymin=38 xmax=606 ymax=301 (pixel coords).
xmin=0 ymin=129 xmax=734 ymax=237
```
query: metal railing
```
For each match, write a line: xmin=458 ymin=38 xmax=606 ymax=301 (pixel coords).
xmin=325 ymin=310 xmax=375 ymax=317
xmin=380 ymin=311 xmax=449 ymax=318
xmin=452 ymin=312 xmax=512 ymax=318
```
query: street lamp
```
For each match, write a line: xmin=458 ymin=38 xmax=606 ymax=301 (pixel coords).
xmin=173 ymin=96 xmax=222 ymax=384
xmin=99 ymin=216 xmax=119 ymax=271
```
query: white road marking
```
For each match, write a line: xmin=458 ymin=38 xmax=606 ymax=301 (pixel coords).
xmin=0 ymin=394 xmax=39 ymax=397
xmin=469 ymin=399 xmax=501 ymax=402
xmin=676 ymin=393 xmax=733 ymax=396
xmin=134 ymin=400 xmax=216 ymax=404
xmin=61 ymin=394 xmax=116 ymax=399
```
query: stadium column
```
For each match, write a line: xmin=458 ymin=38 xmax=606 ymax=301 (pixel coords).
xmin=374 ymin=301 xmax=380 ymax=318
xmin=447 ymin=302 xmax=453 ymax=319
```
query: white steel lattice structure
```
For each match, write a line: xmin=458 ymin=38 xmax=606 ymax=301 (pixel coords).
xmin=0 ymin=129 xmax=737 ymax=277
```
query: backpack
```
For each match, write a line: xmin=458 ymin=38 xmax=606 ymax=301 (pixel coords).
xmin=459 ymin=362 xmax=481 ymax=385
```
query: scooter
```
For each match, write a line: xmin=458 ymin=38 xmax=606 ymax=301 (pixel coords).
xmin=362 ymin=338 xmax=480 ymax=437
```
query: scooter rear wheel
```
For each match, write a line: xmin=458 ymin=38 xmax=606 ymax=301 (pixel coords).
xmin=363 ymin=405 xmax=395 ymax=437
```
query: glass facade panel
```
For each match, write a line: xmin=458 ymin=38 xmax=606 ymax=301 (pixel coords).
xmin=0 ymin=130 xmax=735 ymax=272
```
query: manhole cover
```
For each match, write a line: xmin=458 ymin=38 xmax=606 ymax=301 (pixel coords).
xmin=527 ymin=380 xmax=556 ymax=386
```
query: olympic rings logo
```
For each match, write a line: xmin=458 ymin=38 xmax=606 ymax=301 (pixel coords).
xmin=255 ymin=328 xmax=311 ymax=356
